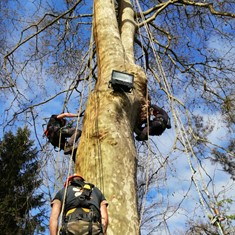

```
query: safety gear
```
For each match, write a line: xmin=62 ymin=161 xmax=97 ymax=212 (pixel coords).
xmin=70 ymin=177 xmax=85 ymax=188
xmin=135 ymin=133 xmax=148 ymax=141
xmin=65 ymin=206 xmax=100 ymax=222
xmin=63 ymin=205 xmax=101 ymax=235
xmin=135 ymin=104 xmax=171 ymax=141
xmin=44 ymin=115 xmax=67 ymax=150
xmin=166 ymin=117 xmax=171 ymax=129
xmin=63 ymin=141 xmax=79 ymax=155
xmin=61 ymin=182 xmax=100 ymax=235
xmin=64 ymin=173 xmax=85 ymax=187
xmin=61 ymin=215 xmax=102 ymax=235
xmin=63 ymin=183 xmax=95 ymax=212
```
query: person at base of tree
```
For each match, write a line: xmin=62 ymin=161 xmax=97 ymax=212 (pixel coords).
xmin=135 ymin=104 xmax=171 ymax=141
xmin=44 ymin=112 xmax=82 ymax=155
xmin=49 ymin=174 xmax=108 ymax=235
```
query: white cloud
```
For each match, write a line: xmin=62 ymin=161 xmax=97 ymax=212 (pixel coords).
xmin=207 ymin=34 xmax=235 ymax=60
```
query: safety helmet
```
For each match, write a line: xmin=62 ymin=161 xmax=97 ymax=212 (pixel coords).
xmin=64 ymin=173 xmax=85 ymax=187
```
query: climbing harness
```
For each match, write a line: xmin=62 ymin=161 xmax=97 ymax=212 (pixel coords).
xmin=44 ymin=115 xmax=67 ymax=151
xmin=60 ymin=176 xmax=102 ymax=235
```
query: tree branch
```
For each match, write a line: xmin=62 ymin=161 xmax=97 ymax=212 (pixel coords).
xmin=4 ymin=0 xmax=83 ymax=61
xmin=137 ymin=0 xmax=235 ymax=28
xmin=137 ymin=1 xmax=173 ymax=27
xmin=181 ymin=1 xmax=235 ymax=18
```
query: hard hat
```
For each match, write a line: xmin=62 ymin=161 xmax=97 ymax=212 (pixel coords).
xmin=64 ymin=173 xmax=85 ymax=187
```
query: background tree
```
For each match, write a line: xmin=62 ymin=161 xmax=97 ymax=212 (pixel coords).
xmin=183 ymin=196 xmax=235 ymax=235
xmin=211 ymin=140 xmax=235 ymax=180
xmin=0 ymin=127 xmax=45 ymax=234
xmin=1 ymin=0 xmax=234 ymax=234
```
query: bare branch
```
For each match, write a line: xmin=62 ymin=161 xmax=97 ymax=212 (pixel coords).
xmin=181 ymin=1 xmax=235 ymax=18
xmin=4 ymin=0 xmax=83 ymax=60
xmin=137 ymin=1 xmax=173 ymax=27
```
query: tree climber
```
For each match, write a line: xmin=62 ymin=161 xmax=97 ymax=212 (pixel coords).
xmin=135 ymin=104 xmax=171 ymax=141
xmin=50 ymin=173 xmax=109 ymax=235
xmin=44 ymin=113 xmax=82 ymax=157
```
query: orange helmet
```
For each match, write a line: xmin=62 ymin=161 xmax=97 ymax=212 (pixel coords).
xmin=64 ymin=173 xmax=85 ymax=187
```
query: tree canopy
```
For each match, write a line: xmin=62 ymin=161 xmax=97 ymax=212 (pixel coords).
xmin=0 ymin=0 xmax=234 ymax=234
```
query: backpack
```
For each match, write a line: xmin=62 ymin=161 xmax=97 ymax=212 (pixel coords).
xmin=44 ymin=115 xmax=67 ymax=150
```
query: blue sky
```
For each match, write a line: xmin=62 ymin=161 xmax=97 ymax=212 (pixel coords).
xmin=1 ymin=1 xmax=234 ymax=234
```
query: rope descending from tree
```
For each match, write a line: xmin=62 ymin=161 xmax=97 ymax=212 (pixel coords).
xmin=57 ymin=21 xmax=99 ymax=234
xmin=132 ymin=1 xmax=225 ymax=234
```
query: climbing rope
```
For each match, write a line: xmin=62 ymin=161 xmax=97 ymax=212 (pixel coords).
xmin=86 ymin=0 xmax=110 ymax=192
xmin=57 ymin=86 xmax=86 ymax=234
xmin=57 ymin=18 xmax=99 ymax=233
xmin=131 ymin=0 xmax=158 ymax=226
xmin=132 ymin=1 xmax=225 ymax=234
xmin=84 ymin=17 xmax=95 ymax=183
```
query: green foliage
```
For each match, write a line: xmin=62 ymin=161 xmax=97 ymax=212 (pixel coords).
xmin=186 ymin=197 xmax=235 ymax=234
xmin=217 ymin=198 xmax=235 ymax=222
xmin=0 ymin=127 xmax=45 ymax=234
xmin=226 ymin=214 xmax=235 ymax=220
xmin=217 ymin=198 xmax=233 ymax=207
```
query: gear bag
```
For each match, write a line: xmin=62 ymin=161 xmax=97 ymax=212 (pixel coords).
xmin=44 ymin=115 xmax=66 ymax=150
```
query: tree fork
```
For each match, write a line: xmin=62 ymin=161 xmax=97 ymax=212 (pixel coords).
xmin=75 ymin=0 xmax=147 ymax=234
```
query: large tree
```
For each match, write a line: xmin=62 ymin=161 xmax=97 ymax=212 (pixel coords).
xmin=75 ymin=1 xmax=146 ymax=233
xmin=0 ymin=127 xmax=45 ymax=234
xmin=1 ymin=0 xmax=235 ymax=234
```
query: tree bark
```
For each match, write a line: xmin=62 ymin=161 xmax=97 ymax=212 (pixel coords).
xmin=75 ymin=0 xmax=147 ymax=234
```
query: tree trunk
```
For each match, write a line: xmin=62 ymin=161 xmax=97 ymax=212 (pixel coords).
xmin=75 ymin=0 xmax=147 ymax=234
